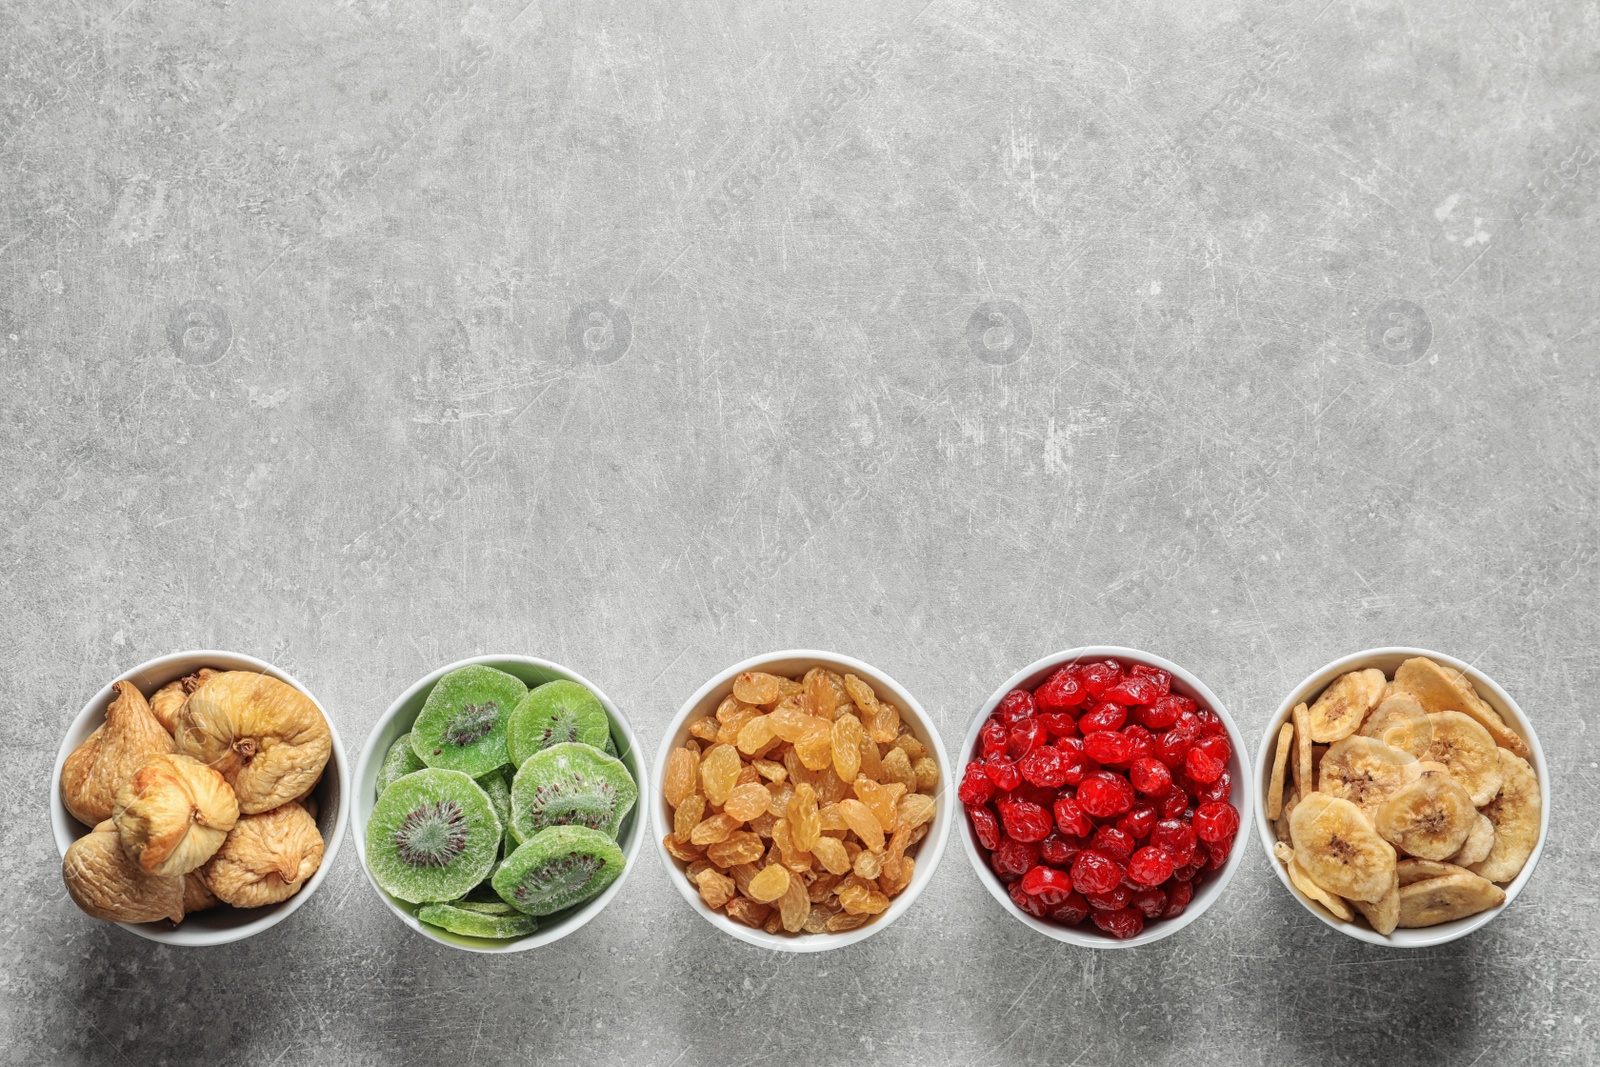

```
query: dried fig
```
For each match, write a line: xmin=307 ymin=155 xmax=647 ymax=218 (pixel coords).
xmin=182 ymin=872 xmax=221 ymax=916
xmin=60 ymin=681 xmax=175 ymax=826
xmin=200 ymin=802 xmax=324 ymax=908
xmin=148 ymin=669 xmax=220 ymax=736
xmin=62 ymin=829 xmax=184 ymax=924
xmin=176 ymin=672 xmax=331 ymax=814
xmin=113 ymin=753 xmax=240 ymax=877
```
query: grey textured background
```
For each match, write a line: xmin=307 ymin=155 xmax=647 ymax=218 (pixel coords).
xmin=3 ymin=0 xmax=1597 ymax=1064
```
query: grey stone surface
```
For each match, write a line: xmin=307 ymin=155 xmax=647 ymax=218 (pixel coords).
xmin=3 ymin=0 xmax=1597 ymax=1063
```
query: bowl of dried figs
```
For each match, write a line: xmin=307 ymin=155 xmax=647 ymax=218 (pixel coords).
xmin=50 ymin=650 xmax=348 ymax=947
xmin=654 ymin=650 xmax=952 ymax=951
xmin=1255 ymin=648 xmax=1548 ymax=947
xmin=354 ymin=655 xmax=646 ymax=952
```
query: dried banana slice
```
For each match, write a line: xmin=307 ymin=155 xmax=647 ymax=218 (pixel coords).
xmin=1274 ymin=842 xmax=1353 ymax=921
xmin=1317 ymin=735 xmax=1420 ymax=812
xmin=1396 ymin=872 xmax=1505 ymax=928
xmin=1381 ymin=711 xmax=1502 ymax=806
xmin=1274 ymin=786 xmax=1299 ymax=844
xmin=1267 ymin=721 xmax=1294 ymax=820
xmin=1305 ymin=669 xmax=1387 ymax=743
xmin=1468 ymin=749 xmax=1541 ymax=883
xmin=1397 ymin=858 xmax=1472 ymax=885
xmin=1390 ymin=657 xmax=1528 ymax=758
xmin=1351 ymin=866 xmax=1400 ymax=935
xmin=1289 ymin=792 xmax=1396 ymax=903
xmin=1360 ymin=691 xmax=1428 ymax=743
xmin=1373 ymin=772 xmax=1477 ymax=861
xmin=1448 ymin=814 xmax=1495 ymax=867
xmin=1291 ymin=703 xmax=1314 ymax=798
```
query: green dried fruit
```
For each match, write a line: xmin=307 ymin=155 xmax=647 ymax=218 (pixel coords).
xmin=509 ymin=742 xmax=637 ymax=842
xmin=418 ymin=900 xmax=538 ymax=939
xmin=410 ymin=666 xmax=525 ymax=778
xmin=506 ymin=680 xmax=610 ymax=768
xmin=376 ymin=733 xmax=425 ymax=796
xmin=365 ymin=769 xmax=501 ymax=903
xmin=493 ymin=825 xmax=624 ymax=916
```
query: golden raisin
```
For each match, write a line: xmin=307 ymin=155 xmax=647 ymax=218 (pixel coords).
xmin=838 ymin=799 xmax=885 ymax=852
xmin=715 ymin=705 xmax=760 ymax=746
xmin=787 ymin=783 xmax=821 ymax=852
xmin=838 ymin=882 xmax=891 ymax=915
xmin=725 ymin=896 xmax=772 ymax=927
xmin=700 ymin=743 xmax=741 ymax=806
xmin=689 ymin=812 xmax=740 ymax=846
xmin=673 ymin=794 xmax=706 ymax=838
xmin=663 ymin=834 xmax=702 ymax=863
xmin=751 ymin=758 xmax=787 ymax=782
xmin=794 ymin=723 xmax=833 ymax=771
xmin=688 ymin=717 xmax=719 ymax=742
xmin=895 ymin=732 xmax=927 ymax=762
xmin=912 ymin=756 xmax=939 ymax=792
xmin=897 ymin=792 xmax=936 ymax=830
xmin=825 ymin=912 xmax=870 ymax=932
xmin=853 ymin=776 xmax=898 ymax=832
xmin=810 ymin=835 xmax=852 ymax=876
xmin=853 ymin=849 xmax=884 ymax=879
xmin=696 ymin=868 xmax=736 ymax=909
xmin=746 ymin=863 xmax=791 ymax=903
xmin=880 ymin=746 xmax=915 ymax=790
xmin=664 ymin=746 xmax=700 ymax=809
xmin=706 ymin=831 xmax=764 ymax=867
xmin=778 ymin=869 xmax=810 ymax=932
xmin=804 ymin=669 xmax=838 ymax=720
xmin=736 ymin=715 xmax=775 ymax=755
xmin=832 ymin=714 xmax=863 ymax=782
xmin=818 ymin=803 xmax=848 ymax=831
xmin=732 ymin=672 xmax=782 ymax=705
xmin=881 ymin=854 xmax=914 ymax=897
xmin=869 ymin=700 xmax=901 ymax=745
xmin=724 ymin=782 xmax=772 ymax=822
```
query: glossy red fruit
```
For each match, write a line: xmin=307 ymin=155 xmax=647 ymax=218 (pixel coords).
xmin=1184 ymin=746 xmax=1224 ymax=784
xmin=1129 ymin=664 xmax=1171 ymax=695
xmin=970 ymin=805 xmax=1000 ymax=850
xmin=1008 ymin=718 xmax=1046 ymax=760
xmin=1052 ymin=796 xmax=1094 ymax=838
xmin=1086 ymin=884 xmax=1132 ymax=911
xmin=1040 ymin=833 xmax=1082 ymax=867
xmin=1103 ymin=675 xmax=1160 ymax=706
xmin=1154 ymin=729 xmax=1192 ymax=770
xmin=1204 ymin=836 xmax=1233 ymax=871
xmin=1076 ymin=771 xmax=1135 ymax=818
xmin=1078 ymin=701 xmax=1127 ymax=733
xmin=1129 ymin=757 xmax=1172 ymax=796
xmin=1006 ymin=781 xmax=1058 ymax=808
xmin=958 ymin=761 xmax=996 ymax=808
xmin=1090 ymin=825 xmax=1134 ymax=862
xmin=1162 ymin=879 xmax=1193 ymax=919
xmin=1008 ymin=878 xmax=1050 ymax=917
xmin=997 ymin=688 xmax=1037 ymax=726
xmin=1172 ymin=859 xmax=1203 ymax=882
xmin=1081 ymin=661 xmax=1122 ymax=699
xmin=1195 ymin=707 xmax=1226 ymax=736
xmin=997 ymin=799 xmax=1052 ymax=843
xmin=1037 ymin=711 xmax=1079 ymax=738
xmin=1194 ymin=802 xmax=1238 ymax=843
xmin=985 ymin=753 xmax=1022 ymax=791
xmin=1127 ymin=845 xmax=1176 ymax=885
xmin=1149 ymin=818 xmax=1198 ymax=867
xmin=1136 ymin=694 xmax=1185 ymax=730
xmin=1020 ymin=864 xmax=1074 ymax=904
xmin=1131 ymin=886 xmax=1167 ymax=918
xmin=1035 ymin=667 xmax=1087 ymax=711
xmin=991 ymin=836 xmax=1040 ymax=881
xmin=1091 ymin=906 xmax=1145 ymax=939
xmin=1121 ymin=724 xmax=1155 ymax=762
xmin=1196 ymin=732 xmax=1232 ymax=765
xmin=1196 ymin=769 xmax=1233 ymax=805
xmin=1082 ymin=730 xmax=1129 ymax=765
xmin=1055 ymin=738 xmax=1088 ymax=785
xmin=1019 ymin=746 xmax=1070 ymax=789
xmin=1049 ymin=891 xmax=1091 ymax=925
xmin=1070 ymin=849 xmax=1123 ymax=895
xmin=1117 ymin=804 xmax=1157 ymax=840
xmin=979 ymin=718 xmax=1009 ymax=760
xmin=1160 ymin=789 xmax=1190 ymax=818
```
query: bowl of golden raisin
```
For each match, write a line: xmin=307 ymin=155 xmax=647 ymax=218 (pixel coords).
xmin=653 ymin=650 xmax=952 ymax=951
xmin=51 ymin=650 xmax=348 ymax=946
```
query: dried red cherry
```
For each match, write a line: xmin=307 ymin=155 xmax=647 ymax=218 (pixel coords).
xmin=1091 ymin=906 xmax=1145 ymax=939
xmin=1035 ymin=667 xmax=1086 ymax=711
xmin=1127 ymin=845 xmax=1176 ymax=885
xmin=1121 ymin=724 xmax=1155 ymax=762
xmin=1082 ymin=730 xmax=1129 ymax=765
xmin=1086 ymin=883 xmax=1132 ymax=911
xmin=1117 ymin=804 xmax=1157 ymax=840
xmin=1040 ymin=833 xmax=1082 ymax=867
xmin=1160 ymin=788 xmax=1190 ymax=818
xmin=1049 ymin=891 xmax=1091 ymax=925
xmin=1069 ymin=849 xmax=1123 ymax=895
xmin=1037 ymin=711 xmax=1079 ymax=738
xmin=979 ymin=718 xmax=1009 ymax=760
xmin=1131 ymin=886 xmax=1167 ymax=918
xmin=958 ymin=761 xmax=996 ymax=808
xmin=984 ymin=753 xmax=1022 ymax=791
xmin=1149 ymin=818 xmax=1198 ymax=866
xmin=970 ymin=805 xmax=1000 ymax=850
xmin=1008 ymin=718 xmax=1046 ymax=760
xmin=1184 ymin=746 xmax=1224 ymax=784
xmin=1076 ymin=771 xmax=1135 ymax=818
xmin=1193 ymin=801 xmax=1239 ymax=843
xmin=997 ymin=688 xmax=1037 ymax=726
xmin=1196 ymin=769 xmax=1233 ymax=805
xmin=997 ymin=799 xmax=1052 ymax=842
xmin=1162 ymin=878 xmax=1193 ymax=918
xmin=1081 ymin=661 xmax=1122 ymax=699
xmin=1090 ymin=825 xmax=1134 ymax=862
xmin=1052 ymin=796 xmax=1094 ymax=838
xmin=1008 ymin=877 xmax=1050 ymax=917
xmin=1103 ymin=674 xmax=1159 ymax=705
xmin=1019 ymin=745 xmax=1069 ymax=788
xmin=1020 ymin=864 xmax=1074 ymax=904
xmin=1154 ymin=729 xmax=1192 ymax=770
xmin=1129 ymin=664 xmax=1171 ymax=695
xmin=1195 ymin=732 xmax=1231 ymax=765
xmin=1129 ymin=757 xmax=1172 ymax=796
xmin=991 ymin=836 xmax=1040 ymax=880
xmin=1078 ymin=701 xmax=1127 ymax=733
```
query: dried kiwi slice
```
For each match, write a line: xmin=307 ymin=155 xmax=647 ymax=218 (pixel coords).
xmin=493 ymin=825 xmax=624 ymax=916
xmin=509 ymin=741 xmax=637 ymax=841
xmin=476 ymin=766 xmax=512 ymax=830
xmin=377 ymin=733 xmax=425 ymax=796
xmin=365 ymin=768 xmax=501 ymax=903
xmin=411 ymin=665 xmax=526 ymax=777
xmin=418 ymin=901 xmax=538 ymax=939
xmin=506 ymin=681 xmax=610 ymax=768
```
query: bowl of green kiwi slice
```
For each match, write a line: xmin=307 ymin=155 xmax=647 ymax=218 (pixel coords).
xmin=353 ymin=655 xmax=646 ymax=952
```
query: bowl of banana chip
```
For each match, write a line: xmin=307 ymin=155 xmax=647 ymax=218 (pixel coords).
xmin=1255 ymin=648 xmax=1546 ymax=946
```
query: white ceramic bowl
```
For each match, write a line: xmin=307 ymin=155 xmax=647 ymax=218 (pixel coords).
xmin=959 ymin=646 xmax=1254 ymax=948
xmin=50 ymin=650 xmax=350 ymax=947
xmin=1254 ymin=647 xmax=1548 ymax=947
xmin=353 ymin=654 xmax=645 ymax=953
xmin=654 ymin=650 xmax=953 ymax=952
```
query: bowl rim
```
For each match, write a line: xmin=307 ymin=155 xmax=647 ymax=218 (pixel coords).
xmin=50 ymin=649 xmax=350 ymax=947
xmin=652 ymin=648 xmax=953 ymax=953
xmin=1252 ymin=646 xmax=1549 ymax=948
xmin=351 ymin=653 xmax=647 ymax=954
xmin=957 ymin=645 xmax=1254 ymax=948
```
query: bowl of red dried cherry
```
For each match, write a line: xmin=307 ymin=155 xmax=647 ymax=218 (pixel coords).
xmin=958 ymin=647 xmax=1252 ymax=946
